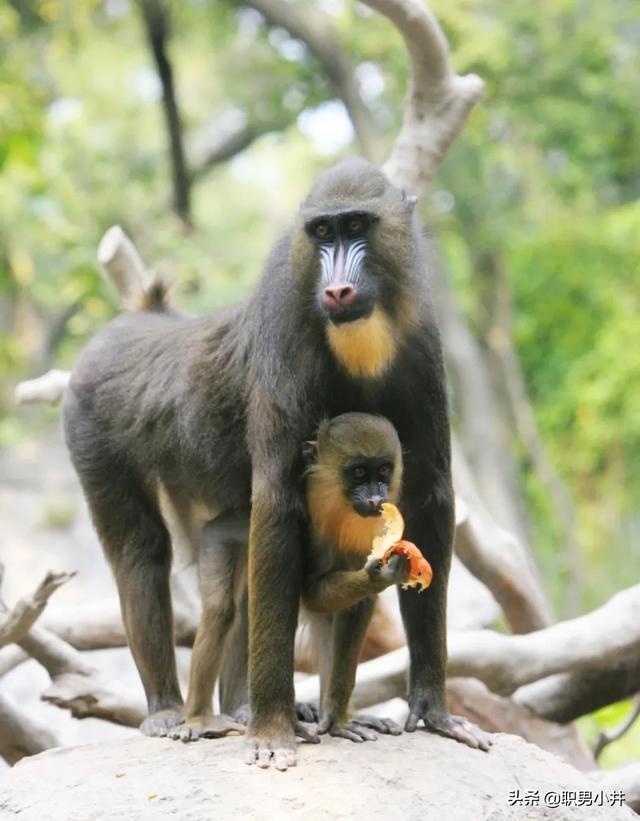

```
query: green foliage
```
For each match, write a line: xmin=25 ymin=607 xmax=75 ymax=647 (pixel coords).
xmin=578 ymin=699 xmax=640 ymax=769
xmin=422 ymin=0 xmax=640 ymax=612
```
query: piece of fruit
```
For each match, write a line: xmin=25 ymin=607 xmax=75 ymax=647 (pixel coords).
xmin=382 ymin=540 xmax=433 ymax=592
xmin=370 ymin=503 xmax=405 ymax=558
xmin=368 ymin=504 xmax=433 ymax=592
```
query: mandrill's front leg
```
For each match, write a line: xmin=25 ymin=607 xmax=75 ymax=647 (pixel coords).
xmin=170 ymin=517 xmax=248 ymax=743
xmin=244 ymin=481 xmax=319 ymax=771
xmin=400 ymin=490 xmax=492 ymax=752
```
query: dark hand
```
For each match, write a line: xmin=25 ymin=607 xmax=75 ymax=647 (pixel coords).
xmin=139 ymin=707 xmax=184 ymax=737
xmin=406 ymin=691 xmax=492 ymax=752
xmin=365 ymin=553 xmax=410 ymax=590
xmin=169 ymin=714 xmax=245 ymax=742
xmin=296 ymin=701 xmax=320 ymax=723
xmin=318 ymin=709 xmax=401 ymax=742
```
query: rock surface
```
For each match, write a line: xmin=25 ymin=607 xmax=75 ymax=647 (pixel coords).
xmin=0 ymin=732 xmax=635 ymax=821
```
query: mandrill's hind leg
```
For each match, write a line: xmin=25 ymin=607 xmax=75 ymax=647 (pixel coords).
xmin=78 ymin=453 xmax=183 ymax=736
xmin=219 ymin=587 xmax=250 ymax=722
xmin=170 ymin=514 xmax=247 ymax=742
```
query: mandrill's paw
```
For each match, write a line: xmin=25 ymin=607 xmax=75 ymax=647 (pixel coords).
xmin=406 ymin=696 xmax=492 ymax=752
xmin=296 ymin=701 xmax=320 ymax=723
xmin=352 ymin=714 xmax=402 ymax=736
xmin=318 ymin=714 xmax=378 ymax=743
xmin=168 ymin=714 xmax=245 ymax=743
xmin=244 ymin=720 xmax=319 ymax=771
xmin=139 ymin=707 xmax=184 ymax=737
xmin=365 ymin=553 xmax=410 ymax=589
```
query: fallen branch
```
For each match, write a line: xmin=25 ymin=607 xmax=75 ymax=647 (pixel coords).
xmin=0 ymin=571 xmax=75 ymax=648
xmin=485 ymin=261 xmax=584 ymax=616
xmin=297 ymin=585 xmax=640 ymax=705
xmin=0 ymin=645 xmax=29 ymax=678
xmin=0 ymin=694 xmax=59 ymax=766
xmin=514 ymin=653 xmax=640 ymax=723
xmin=448 ymin=585 xmax=640 ymax=694
xmin=14 ymin=369 xmax=71 ymax=405
xmin=361 ymin=0 xmax=484 ymax=195
xmin=453 ymin=436 xmax=553 ymax=633
xmin=17 ymin=624 xmax=145 ymax=727
xmin=42 ymin=595 xmax=197 ymax=651
xmin=42 ymin=669 xmax=145 ymax=727
xmin=593 ymin=694 xmax=640 ymax=761
xmin=0 ymin=572 xmax=188 ymax=725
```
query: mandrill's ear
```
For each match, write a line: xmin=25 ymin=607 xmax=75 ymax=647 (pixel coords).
xmin=401 ymin=191 xmax=418 ymax=212
xmin=302 ymin=440 xmax=318 ymax=466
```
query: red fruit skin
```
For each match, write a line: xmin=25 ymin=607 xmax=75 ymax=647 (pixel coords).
xmin=381 ymin=540 xmax=433 ymax=591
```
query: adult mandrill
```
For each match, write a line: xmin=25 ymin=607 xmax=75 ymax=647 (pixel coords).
xmin=63 ymin=157 xmax=490 ymax=771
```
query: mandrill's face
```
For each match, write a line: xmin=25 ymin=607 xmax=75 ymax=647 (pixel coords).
xmin=304 ymin=209 xmax=379 ymax=326
xmin=292 ymin=157 xmax=421 ymax=379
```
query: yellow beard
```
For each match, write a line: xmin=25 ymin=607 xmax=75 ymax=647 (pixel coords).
xmin=307 ymin=467 xmax=381 ymax=555
xmin=326 ymin=307 xmax=397 ymax=379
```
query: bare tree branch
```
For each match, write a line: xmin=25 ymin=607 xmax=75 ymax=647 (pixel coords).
xmin=361 ymin=0 xmax=484 ymax=195
xmin=18 ymin=625 xmax=94 ymax=679
xmin=514 ymin=654 xmax=640 ymax=723
xmin=0 ymin=572 xmax=75 ymax=648
xmin=237 ymin=0 xmax=379 ymax=159
xmin=14 ymin=369 xmax=71 ymax=405
xmin=137 ymin=0 xmax=191 ymax=225
xmin=17 ymin=625 xmax=145 ymax=727
xmin=42 ymin=596 xmax=197 ymax=651
xmin=38 ymin=300 xmax=82 ymax=373
xmin=0 ymin=564 xmax=143 ymax=727
xmin=0 ymin=694 xmax=59 ymax=766
xmin=190 ymin=114 xmax=291 ymax=182
xmin=483 ymin=256 xmax=584 ymax=616
xmin=14 ymin=226 xmax=149 ymax=404
xmin=433 ymin=259 xmax=532 ymax=549
xmin=297 ymin=585 xmax=640 ymax=706
xmin=0 ymin=646 xmax=29 ymax=678
xmin=593 ymin=694 xmax=640 ymax=761
xmin=453 ymin=436 xmax=553 ymax=633
xmin=97 ymin=225 xmax=152 ymax=301
xmin=447 ymin=585 xmax=640 ymax=694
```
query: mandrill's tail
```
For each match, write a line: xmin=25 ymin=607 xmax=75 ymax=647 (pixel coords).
xmin=127 ymin=278 xmax=171 ymax=313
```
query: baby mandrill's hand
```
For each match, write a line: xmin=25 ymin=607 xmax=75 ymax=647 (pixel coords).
xmin=365 ymin=553 xmax=410 ymax=590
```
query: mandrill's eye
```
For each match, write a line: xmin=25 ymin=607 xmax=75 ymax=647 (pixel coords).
xmin=348 ymin=217 xmax=363 ymax=235
xmin=352 ymin=465 xmax=367 ymax=481
xmin=378 ymin=465 xmax=392 ymax=481
xmin=314 ymin=220 xmax=333 ymax=241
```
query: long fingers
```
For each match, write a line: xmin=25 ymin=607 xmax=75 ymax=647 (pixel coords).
xmin=244 ymin=735 xmax=298 ymax=771
xmin=354 ymin=714 xmax=402 ymax=735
